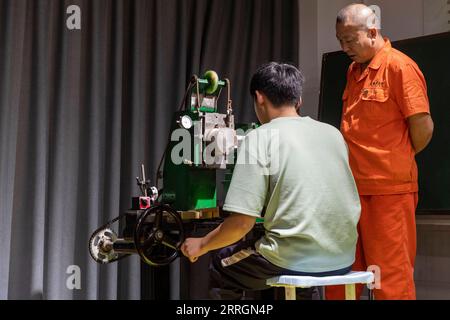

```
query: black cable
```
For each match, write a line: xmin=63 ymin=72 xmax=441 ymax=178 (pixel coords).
xmin=155 ymin=138 xmax=170 ymax=189
xmin=178 ymin=77 xmax=196 ymax=111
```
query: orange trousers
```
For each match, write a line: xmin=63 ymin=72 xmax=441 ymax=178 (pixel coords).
xmin=326 ymin=193 xmax=418 ymax=300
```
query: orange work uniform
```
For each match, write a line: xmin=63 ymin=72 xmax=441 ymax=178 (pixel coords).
xmin=326 ymin=39 xmax=430 ymax=300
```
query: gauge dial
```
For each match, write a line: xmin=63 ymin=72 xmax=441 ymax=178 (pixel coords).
xmin=180 ymin=115 xmax=193 ymax=129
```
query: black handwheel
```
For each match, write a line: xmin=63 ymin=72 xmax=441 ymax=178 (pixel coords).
xmin=134 ymin=204 xmax=185 ymax=266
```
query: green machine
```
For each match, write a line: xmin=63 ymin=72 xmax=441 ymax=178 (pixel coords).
xmin=89 ymin=71 xmax=257 ymax=267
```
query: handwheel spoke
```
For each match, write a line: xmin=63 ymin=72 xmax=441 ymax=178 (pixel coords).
xmin=144 ymin=244 xmax=155 ymax=257
xmin=161 ymin=235 xmax=178 ymax=250
xmin=153 ymin=212 xmax=163 ymax=229
xmin=142 ymin=232 xmax=156 ymax=249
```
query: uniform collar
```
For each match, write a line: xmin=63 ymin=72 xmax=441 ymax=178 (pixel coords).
xmin=368 ymin=38 xmax=391 ymax=70
xmin=351 ymin=38 xmax=391 ymax=81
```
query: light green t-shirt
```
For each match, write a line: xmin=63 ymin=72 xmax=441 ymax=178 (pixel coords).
xmin=223 ymin=116 xmax=361 ymax=272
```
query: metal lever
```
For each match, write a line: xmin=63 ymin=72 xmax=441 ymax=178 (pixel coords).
xmin=136 ymin=164 xmax=148 ymax=196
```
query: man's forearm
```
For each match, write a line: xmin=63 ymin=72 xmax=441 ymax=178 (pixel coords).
xmin=410 ymin=131 xmax=432 ymax=154
xmin=201 ymin=214 xmax=256 ymax=253
xmin=408 ymin=113 xmax=434 ymax=154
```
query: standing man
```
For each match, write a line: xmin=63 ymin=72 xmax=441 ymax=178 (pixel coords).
xmin=181 ymin=62 xmax=361 ymax=300
xmin=328 ymin=4 xmax=434 ymax=300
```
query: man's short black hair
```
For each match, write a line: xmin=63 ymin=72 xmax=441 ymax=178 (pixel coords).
xmin=250 ymin=62 xmax=304 ymax=107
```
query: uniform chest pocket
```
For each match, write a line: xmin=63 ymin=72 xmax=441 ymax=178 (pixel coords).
xmin=361 ymin=88 xmax=389 ymax=102
xmin=360 ymin=88 xmax=389 ymax=120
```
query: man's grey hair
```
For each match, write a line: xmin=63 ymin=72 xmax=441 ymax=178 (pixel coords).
xmin=337 ymin=3 xmax=381 ymax=30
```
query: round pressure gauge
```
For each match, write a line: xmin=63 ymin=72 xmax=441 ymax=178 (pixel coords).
xmin=180 ymin=115 xmax=193 ymax=129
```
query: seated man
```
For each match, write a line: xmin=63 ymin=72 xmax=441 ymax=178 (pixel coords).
xmin=181 ymin=62 xmax=361 ymax=299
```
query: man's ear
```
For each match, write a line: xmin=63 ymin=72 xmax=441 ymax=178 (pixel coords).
xmin=255 ymin=90 xmax=265 ymax=106
xmin=368 ymin=28 xmax=378 ymax=40
xmin=296 ymin=97 xmax=303 ymax=114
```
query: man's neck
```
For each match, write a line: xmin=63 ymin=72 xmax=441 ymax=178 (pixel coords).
xmin=267 ymin=106 xmax=299 ymax=121
xmin=361 ymin=63 xmax=369 ymax=72
xmin=361 ymin=37 xmax=386 ymax=71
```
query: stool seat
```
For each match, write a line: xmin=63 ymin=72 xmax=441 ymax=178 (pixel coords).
xmin=266 ymin=271 xmax=374 ymax=300
xmin=267 ymin=271 xmax=374 ymax=288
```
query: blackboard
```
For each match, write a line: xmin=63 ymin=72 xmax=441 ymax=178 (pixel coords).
xmin=318 ymin=32 xmax=450 ymax=213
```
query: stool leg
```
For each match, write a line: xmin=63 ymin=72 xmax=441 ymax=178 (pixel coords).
xmin=345 ymin=284 xmax=356 ymax=300
xmin=285 ymin=286 xmax=296 ymax=300
xmin=368 ymin=288 xmax=374 ymax=300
